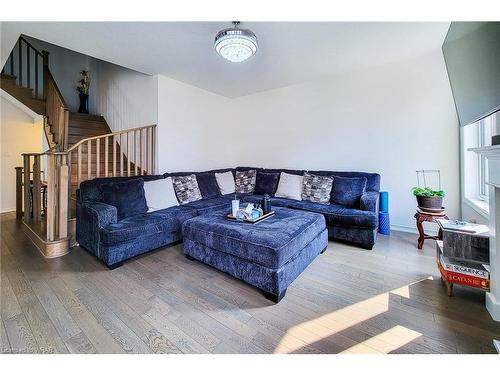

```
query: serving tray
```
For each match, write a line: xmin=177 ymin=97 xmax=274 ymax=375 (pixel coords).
xmin=226 ymin=211 xmax=275 ymax=224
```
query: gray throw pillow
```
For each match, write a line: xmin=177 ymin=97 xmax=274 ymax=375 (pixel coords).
xmin=301 ymin=172 xmax=334 ymax=204
xmin=235 ymin=169 xmax=256 ymax=193
xmin=172 ymin=174 xmax=202 ymax=204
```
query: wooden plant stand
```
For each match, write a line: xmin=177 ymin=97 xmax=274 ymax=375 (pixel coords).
xmin=414 ymin=208 xmax=448 ymax=249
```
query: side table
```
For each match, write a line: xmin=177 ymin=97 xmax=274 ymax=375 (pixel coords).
xmin=414 ymin=208 xmax=448 ymax=249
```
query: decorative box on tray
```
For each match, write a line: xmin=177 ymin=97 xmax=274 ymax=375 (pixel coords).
xmin=226 ymin=203 xmax=275 ymax=224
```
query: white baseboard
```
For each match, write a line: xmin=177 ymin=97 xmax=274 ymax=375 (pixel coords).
xmin=1 ymin=208 xmax=15 ymax=214
xmin=486 ymin=293 xmax=500 ymax=322
xmin=390 ymin=224 xmax=438 ymax=236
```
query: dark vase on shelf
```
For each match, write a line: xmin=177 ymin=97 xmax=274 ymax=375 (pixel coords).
xmin=78 ymin=93 xmax=89 ymax=113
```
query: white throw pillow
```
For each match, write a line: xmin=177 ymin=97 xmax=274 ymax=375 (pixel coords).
xmin=143 ymin=177 xmax=179 ymax=212
xmin=215 ymin=171 xmax=235 ymax=195
xmin=275 ymin=172 xmax=304 ymax=200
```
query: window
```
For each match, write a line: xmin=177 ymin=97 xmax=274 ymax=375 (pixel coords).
xmin=462 ymin=111 xmax=496 ymax=216
xmin=477 ymin=118 xmax=492 ymax=200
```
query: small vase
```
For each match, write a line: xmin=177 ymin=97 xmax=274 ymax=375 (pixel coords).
xmin=78 ymin=93 xmax=89 ymax=113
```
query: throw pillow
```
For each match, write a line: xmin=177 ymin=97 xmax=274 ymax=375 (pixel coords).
xmin=301 ymin=172 xmax=334 ymax=204
xmin=99 ymin=178 xmax=148 ymax=220
xmin=215 ymin=171 xmax=235 ymax=195
xmin=254 ymin=171 xmax=280 ymax=195
xmin=275 ymin=172 xmax=304 ymax=200
xmin=196 ymin=173 xmax=221 ymax=199
xmin=172 ymin=174 xmax=203 ymax=204
xmin=235 ymin=169 xmax=256 ymax=193
xmin=143 ymin=177 xmax=179 ymax=212
xmin=331 ymin=176 xmax=367 ymax=207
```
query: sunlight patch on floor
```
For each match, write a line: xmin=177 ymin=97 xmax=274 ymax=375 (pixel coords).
xmin=342 ymin=325 xmax=422 ymax=354
xmin=274 ymin=277 xmax=431 ymax=353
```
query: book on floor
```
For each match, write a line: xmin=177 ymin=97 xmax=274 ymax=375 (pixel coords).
xmin=438 ymin=262 xmax=490 ymax=290
xmin=439 ymin=254 xmax=489 ymax=279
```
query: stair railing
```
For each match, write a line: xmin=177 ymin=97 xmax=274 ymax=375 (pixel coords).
xmin=2 ymin=35 xmax=68 ymax=151
xmin=16 ymin=124 xmax=157 ymax=244
xmin=45 ymin=69 xmax=69 ymax=151
xmin=65 ymin=124 xmax=157 ymax=189
xmin=1 ymin=35 xmax=48 ymax=99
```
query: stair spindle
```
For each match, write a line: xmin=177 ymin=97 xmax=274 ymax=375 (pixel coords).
xmin=96 ymin=138 xmax=100 ymax=178
xmin=23 ymin=155 xmax=30 ymax=222
xmin=87 ymin=140 xmax=91 ymax=180
xmin=10 ymin=54 xmax=14 ymax=75
xmin=105 ymin=137 xmax=109 ymax=177
xmin=18 ymin=41 xmax=22 ymax=85
xmin=139 ymin=129 xmax=143 ymax=175
xmin=113 ymin=135 xmax=117 ymax=177
xmin=120 ymin=134 xmax=124 ymax=177
xmin=35 ymin=53 xmax=38 ymax=98
xmin=127 ymin=132 xmax=130 ymax=177
xmin=27 ymin=44 xmax=30 ymax=90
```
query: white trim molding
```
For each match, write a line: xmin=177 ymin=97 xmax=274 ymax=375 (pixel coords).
xmin=0 ymin=88 xmax=44 ymax=123
xmin=487 ymin=293 xmax=500 ymax=322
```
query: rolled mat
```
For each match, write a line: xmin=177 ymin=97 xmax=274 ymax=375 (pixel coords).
xmin=378 ymin=211 xmax=390 ymax=235
xmin=380 ymin=191 xmax=389 ymax=213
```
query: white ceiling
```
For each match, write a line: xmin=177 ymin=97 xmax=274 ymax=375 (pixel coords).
xmin=1 ymin=22 xmax=450 ymax=98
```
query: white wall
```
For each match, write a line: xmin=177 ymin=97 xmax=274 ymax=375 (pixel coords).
xmin=229 ymin=51 xmax=460 ymax=230
xmin=25 ymin=36 xmax=99 ymax=113
xmin=93 ymin=61 xmax=158 ymax=132
xmin=0 ymin=97 xmax=43 ymax=212
xmin=156 ymin=75 xmax=233 ymax=173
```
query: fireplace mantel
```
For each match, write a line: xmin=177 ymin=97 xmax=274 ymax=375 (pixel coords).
xmin=471 ymin=145 xmax=500 ymax=321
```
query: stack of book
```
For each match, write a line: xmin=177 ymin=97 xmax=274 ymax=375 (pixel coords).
xmin=436 ymin=240 xmax=490 ymax=291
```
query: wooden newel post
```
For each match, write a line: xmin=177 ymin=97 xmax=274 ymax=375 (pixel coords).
xmin=58 ymin=155 xmax=69 ymax=239
xmin=15 ymin=167 xmax=23 ymax=220
xmin=41 ymin=50 xmax=50 ymax=67
xmin=23 ymin=155 xmax=31 ymax=222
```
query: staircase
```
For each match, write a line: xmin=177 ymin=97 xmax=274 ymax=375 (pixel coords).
xmin=3 ymin=35 xmax=157 ymax=257
xmin=0 ymin=73 xmax=46 ymax=114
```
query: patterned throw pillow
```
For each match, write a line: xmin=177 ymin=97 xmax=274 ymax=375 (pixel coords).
xmin=301 ymin=172 xmax=334 ymax=204
xmin=235 ymin=169 xmax=256 ymax=193
xmin=172 ymin=174 xmax=202 ymax=204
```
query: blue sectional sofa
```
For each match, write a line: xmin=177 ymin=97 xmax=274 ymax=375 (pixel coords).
xmin=76 ymin=167 xmax=380 ymax=269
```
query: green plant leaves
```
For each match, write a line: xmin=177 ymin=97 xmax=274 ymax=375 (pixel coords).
xmin=411 ymin=187 xmax=446 ymax=197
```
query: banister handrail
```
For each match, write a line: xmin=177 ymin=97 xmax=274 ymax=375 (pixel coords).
xmin=54 ymin=124 xmax=157 ymax=154
xmin=45 ymin=69 xmax=69 ymax=109
xmin=19 ymin=35 xmax=44 ymax=57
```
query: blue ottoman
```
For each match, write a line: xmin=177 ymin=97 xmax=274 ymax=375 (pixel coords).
xmin=182 ymin=207 xmax=328 ymax=302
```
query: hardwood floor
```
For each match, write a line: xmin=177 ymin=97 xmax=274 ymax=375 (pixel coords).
xmin=1 ymin=211 xmax=499 ymax=354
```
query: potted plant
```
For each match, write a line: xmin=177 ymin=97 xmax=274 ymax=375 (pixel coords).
xmin=77 ymin=70 xmax=90 ymax=113
xmin=411 ymin=187 xmax=445 ymax=209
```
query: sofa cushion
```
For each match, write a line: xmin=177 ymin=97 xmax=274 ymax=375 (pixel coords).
xmin=196 ymin=173 xmax=221 ymax=199
xmin=182 ymin=196 xmax=233 ymax=215
xmin=144 ymin=177 xmax=179 ymax=212
xmin=330 ymin=176 xmax=367 ymax=207
xmin=99 ymin=206 xmax=197 ymax=245
xmin=275 ymin=172 xmax=304 ymax=200
xmin=262 ymin=168 xmax=306 ymax=176
xmin=99 ymin=178 xmax=148 ymax=220
xmin=172 ymin=174 xmax=203 ymax=204
xmin=308 ymin=170 xmax=380 ymax=192
xmin=235 ymin=169 xmax=256 ymax=193
xmin=182 ymin=207 xmax=326 ymax=269
xmin=78 ymin=175 xmax=164 ymax=203
xmin=284 ymin=200 xmax=377 ymax=228
xmin=240 ymin=194 xmax=295 ymax=208
xmin=254 ymin=171 xmax=280 ymax=195
xmin=301 ymin=172 xmax=333 ymax=204
xmin=215 ymin=171 xmax=236 ymax=195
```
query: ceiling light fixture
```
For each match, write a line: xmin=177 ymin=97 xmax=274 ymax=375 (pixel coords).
xmin=214 ymin=21 xmax=258 ymax=63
